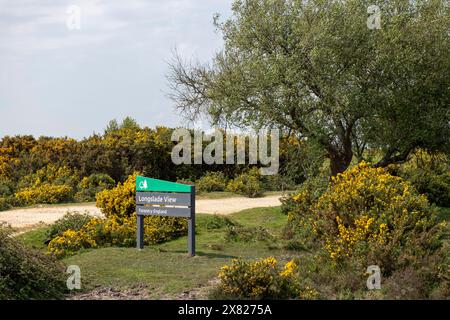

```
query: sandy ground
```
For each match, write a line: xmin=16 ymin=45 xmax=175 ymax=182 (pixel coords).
xmin=0 ymin=195 xmax=282 ymax=230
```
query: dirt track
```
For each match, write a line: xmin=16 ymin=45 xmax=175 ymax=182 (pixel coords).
xmin=0 ymin=195 xmax=283 ymax=230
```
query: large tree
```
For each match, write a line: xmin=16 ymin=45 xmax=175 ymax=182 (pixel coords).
xmin=168 ymin=0 xmax=450 ymax=176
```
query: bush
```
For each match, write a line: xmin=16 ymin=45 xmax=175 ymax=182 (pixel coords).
xmin=212 ymin=257 xmax=318 ymax=299
xmin=225 ymin=225 xmax=274 ymax=243
xmin=0 ymin=196 xmax=21 ymax=212
xmin=284 ymin=162 xmax=447 ymax=298
xmin=402 ymin=171 xmax=450 ymax=207
xmin=0 ymin=228 xmax=67 ymax=299
xmin=45 ymin=211 xmax=93 ymax=244
xmin=0 ymin=179 xmax=13 ymax=196
xmin=226 ymin=168 xmax=263 ymax=197
xmin=281 ymin=162 xmax=450 ymax=299
xmin=262 ymin=174 xmax=296 ymax=191
xmin=75 ymin=173 xmax=115 ymax=202
xmin=196 ymin=172 xmax=227 ymax=192
xmin=395 ymin=150 xmax=450 ymax=207
xmin=95 ymin=173 xmax=137 ymax=218
xmin=198 ymin=215 xmax=235 ymax=230
xmin=18 ymin=164 xmax=79 ymax=190
xmin=15 ymin=184 xmax=73 ymax=205
xmin=312 ymin=163 xmax=444 ymax=268
xmin=48 ymin=214 xmax=188 ymax=258
xmin=280 ymin=174 xmax=329 ymax=248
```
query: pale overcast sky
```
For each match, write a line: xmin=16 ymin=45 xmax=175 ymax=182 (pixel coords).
xmin=0 ymin=0 xmax=232 ymax=139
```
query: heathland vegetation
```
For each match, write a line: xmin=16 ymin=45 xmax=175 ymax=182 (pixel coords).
xmin=1 ymin=0 xmax=449 ymax=300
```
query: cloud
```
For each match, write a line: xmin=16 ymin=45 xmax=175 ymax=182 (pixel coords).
xmin=0 ymin=0 xmax=232 ymax=138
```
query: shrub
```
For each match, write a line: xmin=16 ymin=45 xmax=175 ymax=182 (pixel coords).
xmin=198 ymin=215 xmax=235 ymax=230
xmin=0 ymin=179 xmax=13 ymax=196
xmin=75 ymin=173 xmax=115 ymax=202
xmin=262 ymin=174 xmax=296 ymax=191
xmin=212 ymin=257 xmax=319 ymax=299
xmin=48 ymin=214 xmax=188 ymax=258
xmin=18 ymin=164 xmax=79 ymax=190
xmin=45 ymin=211 xmax=93 ymax=244
xmin=280 ymin=175 xmax=329 ymax=248
xmin=395 ymin=150 xmax=450 ymax=207
xmin=15 ymin=184 xmax=73 ymax=205
xmin=196 ymin=172 xmax=227 ymax=193
xmin=311 ymin=163 xmax=444 ymax=270
xmin=47 ymin=229 xmax=98 ymax=258
xmin=402 ymin=171 xmax=450 ymax=207
xmin=0 ymin=228 xmax=67 ymax=299
xmin=0 ymin=196 xmax=21 ymax=212
xmin=95 ymin=173 xmax=137 ymax=218
xmin=226 ymin=168 xmax=263 ymax=197
xmin=225 ymin=225 xmax=274 ymax=243
xmin=283 ymin=162 xmax=449 ymax=299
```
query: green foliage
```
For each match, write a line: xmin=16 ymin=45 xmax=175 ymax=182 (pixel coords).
xmin=262 ymin=174 xmax=296 ymax=191
xmin=406 ymin=172 xmax=450 ymax=207
xmin=45 ymin=211 xmax=93 ymax=244
xmin=75 ymin=173 xmax=115 ymax=202
xmin=0 ymin=228 xmax=67 ymax=299
xmin=395 ymin=150 xmax=450 ymax=207
xmin=0 ymin=196 xmax=20 ymax=212
xmin=226 ymin=168 xmax=263 ymax=197
xmin=196 ymin=171 xmax=227 ymax=192
xmin=169 ymin=0 xmax=450 ymax=175
xmin=225 ymin=225 xmax=274 ymax=243
xmin=197 ymin=214 xmax=235 ymax=230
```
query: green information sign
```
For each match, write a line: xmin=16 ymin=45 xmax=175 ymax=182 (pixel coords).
xmin=136 ymin=176 xmax=192 ymax=193
xmin=135 ymin=176 xmax=195 ymax=256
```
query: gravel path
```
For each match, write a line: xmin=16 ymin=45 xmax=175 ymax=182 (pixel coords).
xmin=0 ymin=195 xmax=283 ymax=229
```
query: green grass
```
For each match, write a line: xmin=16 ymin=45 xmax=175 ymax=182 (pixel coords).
xmin=15 ymin=225 xmax=50 ymax=250
xmin=17 ymin=206 xmax=295 ymax=299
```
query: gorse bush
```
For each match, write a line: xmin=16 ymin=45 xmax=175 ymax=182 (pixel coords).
xmin=312 ymin=163 xmax=444 ymax=268
xmin=196 ymin=171 xmax=227 ymax=192
xmin=15 ymin=184 xmax=73 ymax=205
xmin=226 ymin=168 xmax=263 ymax=197
xmin=18 ymin=164 xmax=79 ymax=190
xmin=75 ymin=173 xmax=115 ymax=202
xmin=48 ymin=214 xmax=188 ymax=258
xmin=213 ymin=257 xmax=318 ymax=299
xmin=49 ymin=173 xmax=188 ymax=258
xmin=96 ymin=173 xmax=137 ymax=218
xmin=197 ymin=214 xmax=235 ymax=230
xmin=0 ymin=196 xmax=20 ymax=211
xmin=45 ymin=211 xmax=93 ymax=244
xmin=395 ymin=150 xmax=450 ymax=207
xmin=284 ymin=162 xmax=448 ymax=298
xmin=0 ymin=228 xmax=67 ymax=299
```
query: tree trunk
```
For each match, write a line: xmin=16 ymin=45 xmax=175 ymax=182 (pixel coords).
xmin=329 ymin=151 xmax=353 ymax=176
xmin=328 ymin=136 xmax=353 ymax=176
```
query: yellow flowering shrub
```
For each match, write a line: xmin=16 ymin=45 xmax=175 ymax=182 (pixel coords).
xmin=48 ymin=229 xmax=98 ymax=258
xmin=215 ymin=257 xmax=319 ymax=299
xmin=48 ymin=214 xmax=188 ymax=257
xmin=308 ymin=162 xmax=445 ymax=275
xmin=96 ymin=173 xmax=137 ymax=218
xmin=15 ymin=184 xmax=73 ymax=205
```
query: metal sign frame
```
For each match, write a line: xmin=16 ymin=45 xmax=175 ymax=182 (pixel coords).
xmin=135 ymin=176 xmax=195 ymax=256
